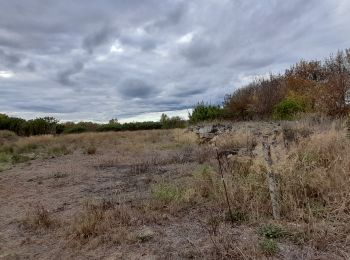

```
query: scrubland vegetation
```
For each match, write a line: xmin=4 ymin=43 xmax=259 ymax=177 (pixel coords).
xmin=188 ymin=48 xmax=350 ymax=122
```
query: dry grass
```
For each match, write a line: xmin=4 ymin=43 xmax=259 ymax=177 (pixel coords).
xmin=68 ymin=198 xmax=142 ymax=246
xmin=22 ymin=204 xmax=56 ymax=230
xmin=143 ymin=119 xmax=350 ymax=255
xmin=2 ymin=121 xmax=350 ymax=258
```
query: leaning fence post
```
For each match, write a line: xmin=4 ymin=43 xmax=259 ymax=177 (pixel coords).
xmin=216 ymin=149 xmax=234 ymax=225
xmin=262 ymin=135 xmax=281 ymax=220
xmin=346 ymin=116 xmax=350 ymax=140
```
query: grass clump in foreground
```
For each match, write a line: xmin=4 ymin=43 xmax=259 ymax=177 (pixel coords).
xmin=260 ymin=238 xmax=279 ymax=256
xmin=22 ymin=204 xmax=56 ymax=230
xmin=258 ymin=224 xmax=288 ymax=239
xmin=68 ymin=199 xmax=136 ymax=245
xmin=151 ymin=182 xmax=184 ymax=207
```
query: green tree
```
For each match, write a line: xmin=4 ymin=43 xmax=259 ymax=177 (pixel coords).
xmin=189 ymin=102 xmax=222 ymax=124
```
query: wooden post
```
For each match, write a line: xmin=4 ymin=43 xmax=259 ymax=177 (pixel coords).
xmin=347 ymin=116 xmax=350 ymax=139
xmin=216 ymin=149 xmax=234 ymax=225
xmin=262 ymin=135 xmax=281 ymax=220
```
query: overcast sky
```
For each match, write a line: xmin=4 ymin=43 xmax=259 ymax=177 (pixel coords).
xmin=0 ymin=0 xmax=350 ymax=122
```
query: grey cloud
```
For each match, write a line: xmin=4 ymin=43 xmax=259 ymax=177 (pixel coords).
xmin=83 ymin=26 xmax=117 ymax=54
xmin=119 ymin=78 xmax=158 ymax=98
xmin=146 ymin=1 xmax=188 ymax=32
xmin=119 ymin=32 xmax=157 ymax=51
xmin=0 ymin=48 xmax=21 ymax=65
xmin=0 ymin=0 xmax=349 ymax=121
xmin=173 ymin=88 xmax=206 ymax=98
xmin=179 ymin=37 xmax=219 ymax=67
xmin=16 ymin=104 xmax=77 ymax=114
xmin=57 ymin=61 xmax=85 ymax=86
xmin=0 ymin=48 xmax=36 ymax=71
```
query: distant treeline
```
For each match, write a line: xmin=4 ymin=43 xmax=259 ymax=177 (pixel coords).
xmin=190 ymin=48 xmax=350 ymax=122
xmin=0 ymin=113 xmax=186 ymax=136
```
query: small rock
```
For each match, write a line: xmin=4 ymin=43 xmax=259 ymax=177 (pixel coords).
xmin=136 ymin=227 xmax=155 ymax=242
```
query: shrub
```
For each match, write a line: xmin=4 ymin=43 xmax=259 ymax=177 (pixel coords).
xmin=189 ymin=102 xmax=223 ymax=124
xmin=121 ymin=121 xmax=162 ymax=131
xmin=0 ymin=114 xmax=58 ymax=136
xmin=223 ymin=48 xmax=350 ymax=119
xmin=273 ymin=97 xmax=305 ymax=120
xmin=64 ymin=126 xmax=88 ymax=134
xmin=160 ymin=114 xmax=187 ymax=129
xmin=96 ymin=123 xmax=122 ymax=132
xmin=55 ymin=124 xmax=65 ymax=134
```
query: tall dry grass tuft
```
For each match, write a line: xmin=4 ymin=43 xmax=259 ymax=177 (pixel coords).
xmin=279 ymin=130 xmax=350 ymax=223
xmin=68 ymin=198 xmax=137 ymax=245
xmin=22 ymin=204 xmax=56 ymax=230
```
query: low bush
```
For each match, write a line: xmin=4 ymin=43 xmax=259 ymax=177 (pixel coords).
xmin=160 ymin=114 xmax=187 ymax=129
xmin=273 ymin=97 xmax=306 ymax=120
xmin=64 ymin=126 xmax=88 ymax=134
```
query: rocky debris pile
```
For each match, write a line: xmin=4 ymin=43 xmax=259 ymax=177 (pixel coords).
xmin=188 ymin=123 xmax=233 ymax=142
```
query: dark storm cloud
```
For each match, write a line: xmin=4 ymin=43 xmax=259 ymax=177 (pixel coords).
xmin=0 ymin=0 xmax=350 ymax=121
